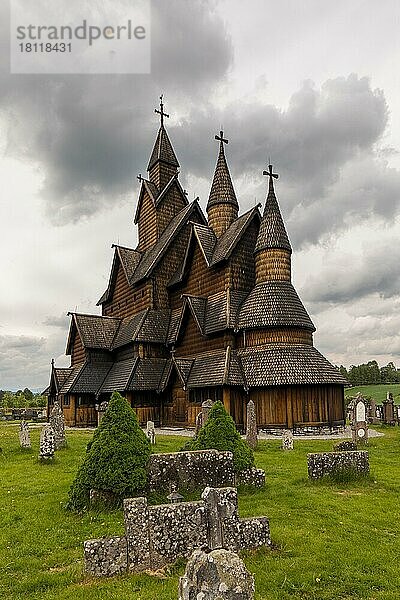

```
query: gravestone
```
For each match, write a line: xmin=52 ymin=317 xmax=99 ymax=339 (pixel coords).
xmin=49 ymin=401 xmax=66 ymax=449
xmin=39 ymin=424 xmax=55 ymax=460
xmin=245 ymin=400 xmax=258 ymax=449
xmin=382 ymin=393 xmax=395 ymax=425
xmin=146 ymin=421 xmax=156 ymax=445
xmin=19 ymin=420 xmax=31 ymax=449
xmin=194 ymin=411 xmax=203 ymax=437
xmin=201 ymin=399 xmax=214 ymax=425
xmin=179 ymin=548 xmax=255 ymax=600
xmin=96 ymin=400 xmax=108 ymax=426
xmin=368 ymin=399 xmax=380 ymax=425
xmin=350 ymin=394 xmax=368 ymax=444
xmin=282 ymin=429 xmax=294 ymax=450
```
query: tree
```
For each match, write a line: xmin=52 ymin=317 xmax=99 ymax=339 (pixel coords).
xmin=182 ymin=400 xmax=254 ymax=472
xmin=67 ymin=392 xmax=151 ymax=511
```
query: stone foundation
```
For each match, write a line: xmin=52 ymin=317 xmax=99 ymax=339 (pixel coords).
xmin=84 ymin=487 xmax=270 ymax=577
xmin=307 ymin=451 xmax=370 ymax=480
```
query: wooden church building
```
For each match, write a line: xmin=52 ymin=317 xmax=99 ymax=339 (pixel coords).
xmin=46 ymin=98 xmax=347 ymax=431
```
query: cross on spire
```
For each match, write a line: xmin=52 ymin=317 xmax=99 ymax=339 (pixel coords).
xmin=263 ymin=163 xmax=279 ymax=193
xmin=215 ymin=130 xmax=228 ymax=146
xmin=137 ymin=173 xmax=144 ymax=182
xmin=155 ymin=94 xmax=169 ymax=127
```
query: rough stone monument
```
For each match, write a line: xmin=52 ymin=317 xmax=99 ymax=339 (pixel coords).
xmin=368 ymin=399 xmax=380 ymax=425
xmin=39 ymin=424 xmax=55 ymax=460
xmin=245 ymin=400 xmax=258 ymax=449
xmin=194 ymin=411 xmax=203 ymax=437
xmin=201 ymin=399 xmax=214 ymax=425
xmin=282 ymin=429 xmax=294 ymax=450
xmin=84 ymin=486 xmax=270 ymax=577
xmin=179 ymin=548 xmax=255 ymax=600
xmin=350 ymin=393 xmax=368 ymax=444
xmin=19 ymin=420 xmax=31 ymax=449
xmin=146 ymin=421 xmax=156 ymax=444
xmin=49 ymin=401 xmax=66 ymax=449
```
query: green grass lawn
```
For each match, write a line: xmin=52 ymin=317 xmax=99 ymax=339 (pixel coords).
xmin=1 ymin=423 xmax=400 ymax=600
xmin=345 ymin=384 xmax=400 ymax=404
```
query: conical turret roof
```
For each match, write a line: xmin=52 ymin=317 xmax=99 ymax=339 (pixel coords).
xmin=207 ymin=134 xmax=238 ymax=210
xmin=147 ymin=125 xmax=180 ymax=172
xmin=255 ymin=169 xmax=291 ymax=253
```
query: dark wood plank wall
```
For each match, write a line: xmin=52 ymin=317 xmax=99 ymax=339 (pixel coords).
xmin=242 ymin=328 xmax=313 ymax=346
xmin=71 ymin=331 xmax=85 ymax=366
xmin=250 ymin=385 xmax=344 ymax=427
xmin=137 ymin=191 xmax=158 ymax=252
xmin=153 ymin=222 xmax=198 ymax=308
xmin=255 ymin=248 xmax=291 ymax=283
xmin=156 ymin=183 xmax=187 ymax=235
xmin=102 ymin=261 xmax=153 ymax=318
xmin=175 ymin=312 xmax=235 ymax=356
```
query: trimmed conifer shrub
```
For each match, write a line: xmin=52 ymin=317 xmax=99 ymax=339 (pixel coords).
xmin=182 ymin=400 xmax=254 ymax=472
xmin=67 ymin=392 xmax=151 ymax=511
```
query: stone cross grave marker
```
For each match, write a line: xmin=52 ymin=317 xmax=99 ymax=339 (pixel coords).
xmin=179 ymin=548 xmax=255 ymax=600
xmin=39 ymin=424 xmax=55 ymax=460
xmin=282 ymin=429 xmax=294 ymax=450
xmin=19 ymin=420 xmax=31 ymax=449
xmin=49 ymin=401 xmax=66 ymax=449
xmin=245 ymin=400 xmax=258 ymax=449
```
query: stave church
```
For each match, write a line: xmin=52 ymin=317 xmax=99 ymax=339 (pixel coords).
xmin=46 ymin=98 xmax=347 ymax=431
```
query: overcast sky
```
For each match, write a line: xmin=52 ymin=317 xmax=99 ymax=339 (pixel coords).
xmin=1 ymin=0 xmax=400 ymax=390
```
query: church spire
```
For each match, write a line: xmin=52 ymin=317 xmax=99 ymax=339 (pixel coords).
xmin=147 ymin=95 xmax=179 ymax=189
xmin=255 ymin=164 xmax=292 ymax=283
xmin=207 ymin=130 xmax=239 ymax=237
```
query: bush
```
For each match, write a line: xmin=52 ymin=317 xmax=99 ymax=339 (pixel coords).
xmin=182 ymin=401 xmax=254 ymax=472
xmin=67 ymin=392 xmax=151 ymax=511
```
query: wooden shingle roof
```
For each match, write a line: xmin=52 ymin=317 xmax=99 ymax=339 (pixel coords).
xmin=59 ymin=364 xmax=85 ymax=394
xmin=147 ymin=125 xmax=180 ymax=171
xmin=186 ymin=348 xmax=245 ymax=388
xmin=237 ymin=282 xmax=315 ymax=332
xmin=255 ymin=178 xmax=291 ymax=253
xmin=67 ymin=313 xmax=120 ymax=352
xmin=99 ymin=357 xmax=138 ymax=393
xmin=238 ymin=345 xmax=348 ymax=387
xmin=97 ymin=245 xmax=141 ymax=306
xmin=207 ymin=140 xmax=238 ymax=210
xmin=128 ymin=358 xmax=170 ymax=391
xmin=211 ymin=206 xmax=261 ymax=265
xmin=68 ymin=361 xmax=113 ymax=395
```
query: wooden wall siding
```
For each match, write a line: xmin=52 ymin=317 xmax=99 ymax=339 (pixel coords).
xmin=137 ymin=191 xmax=158 ymax=252
xmin=208 ymin=205 xmax=237 ymax=238
xmin=242 ymin=328 xmax=313 ymax=347
xmin=149 ymin=162 xmax=177 ymax=191
xmin=171 ymin=242 xmax=229 ymax=307
xmin=255 ymin=249 xmax=291 ymax=283
xmin=154 ymin=220 xmax=200 ymax=308
xmin=174 ymin=311 xmax=234 ymax=356
xmin=102 ymin=262 xmax=152 ymax=318
xmin=250 ymin=385 xmax=345 ymax=427
xmin=156 ymin=183 xmax=187 ymax=236
xmin=227 ymin=220 xmax=258 ymax=291
xmin=71 ymin=332 xmax=85 ymax=366
xmin=61 ymin=395 xmax=76 ymax=426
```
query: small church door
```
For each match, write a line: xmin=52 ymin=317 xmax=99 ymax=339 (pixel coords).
xmin=173 ymin=388 xmax=187 ymax=424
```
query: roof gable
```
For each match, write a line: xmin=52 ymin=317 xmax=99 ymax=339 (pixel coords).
xmin=97 ymin=245 xmax=141 ymax=306
xmin=66 ymin=313 xmax=121 ymax=353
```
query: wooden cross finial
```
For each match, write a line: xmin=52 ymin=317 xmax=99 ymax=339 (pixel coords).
xmin=262 ymin=163 xmax=279 ymax=181
xmin=215 ymin=130 xmax=228 ymax=145
xmin=137 ymin=173 xmax=144 ymax=182
xmin=155 ymin=94 xmax=169 ymax=127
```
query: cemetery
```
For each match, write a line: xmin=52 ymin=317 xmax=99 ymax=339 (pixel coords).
xmin=1 ymin=392 xmax=400 ymax=600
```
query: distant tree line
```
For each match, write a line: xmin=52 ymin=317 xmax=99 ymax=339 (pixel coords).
xmin=339 ymin=361 xmax=400 ymax=386
xmin=0 ymin=388 xmax=47 ymax=409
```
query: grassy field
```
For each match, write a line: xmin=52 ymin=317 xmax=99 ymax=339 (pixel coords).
xmin=1 ymin=424 xmax=400 ymax=600
xmin=345 ymin=384 xmax=400 ymax=403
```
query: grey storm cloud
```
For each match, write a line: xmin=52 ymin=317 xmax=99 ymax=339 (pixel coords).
xmin=303 ymin=240 xmax=400 ymax=305
xmin=42 ymin=315 xmax=70 ymax=328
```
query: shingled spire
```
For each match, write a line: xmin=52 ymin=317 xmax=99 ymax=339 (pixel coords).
xmin=207 ymin=131 xmax=239 ymax=237
xmin=147 ymin=95 xmax=179 ymax=189
xmin=255 ymin=164 xmax=292 ymax=283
